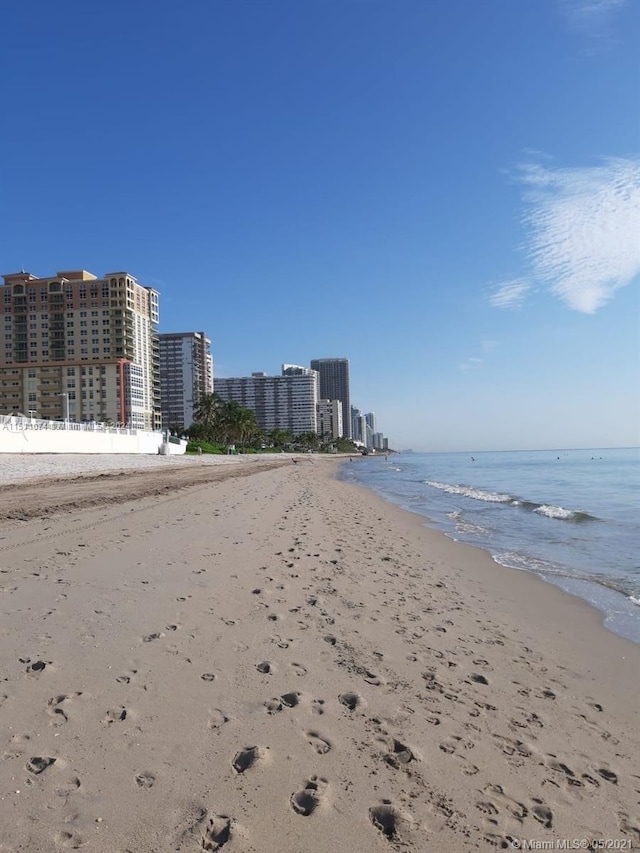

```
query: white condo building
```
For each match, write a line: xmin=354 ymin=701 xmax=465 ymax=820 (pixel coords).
xmin=159 ymin=331 xmax=213 ymax=429
xmin=317 ymin=399 xmax=343 ymax=440
xmin=214 ymin=365 xmax=319 ymax=436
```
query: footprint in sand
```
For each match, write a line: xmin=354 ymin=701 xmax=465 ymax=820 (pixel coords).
xmin=290 ymin=776 xmax=328 ymax=816
xmin=25 ymin=660 xmax=49 ymax=674
xmin=26 ymin=756 xmax=56 ymax=775
xmin=381 ymin=738 xmax=414 ymax=767
xmin=135 ymin=772 xmax=155 ymax=789
xmin=231 ymin=746 xmax=262 ymax=774
xmin=142 ymin=632 xmax=165 ymax=643
xmin=201 ymin=814 xmax=232 ymax=851
xmin=46 ymin=693 xmax=82 ymax=724
xmin=102 ymin=707 xmax=127 ymax=724
xmin=291 ymin=662 xmax=307 ymax=677
xmin=208 ymin=709 xmax=230 ymax=729
xmin=54 ymin=830 xmax=85 ymax=849
xmin=281 ymin=692 xmax=300 ymax=708
xmin=264 ymin=699 xmax=283 ymax=714
xmin=256 ymin=661 xmax=273 ymax=674
xmin=53 ymin=775 xmax=82 ymax=798
xmin=305 ymin=732 xmax=332 ymax=754
xmin=369 ymin=801 xmax=413 ymax=841
xmin=597 ymin=767 xmax=618 ymax=784
xmin=311 ymin=699 xmax=325 ymax=715
xmin=339 ymin=692 xmax=364 ymax=711
xmin=531 ymin=801 xmax=553 ymax=828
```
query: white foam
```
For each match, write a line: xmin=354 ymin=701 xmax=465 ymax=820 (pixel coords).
xmin=425 ymin=481 xmax=512 ymax=503
xmin=533 ymin=504 xmax=575 ymax=520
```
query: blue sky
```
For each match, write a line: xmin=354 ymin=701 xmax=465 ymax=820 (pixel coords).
xmin=1 ymin=0 xmax=638 ymax=451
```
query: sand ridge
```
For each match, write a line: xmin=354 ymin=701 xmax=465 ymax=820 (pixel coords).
xmin=0 ymin=459 xmax=638 ymax=851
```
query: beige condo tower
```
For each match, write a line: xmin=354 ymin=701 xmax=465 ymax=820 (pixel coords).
xmin=0 ymin=269 xmax=160 ymax=429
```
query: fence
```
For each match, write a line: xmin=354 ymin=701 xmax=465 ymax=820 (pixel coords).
xmin=0 ymin=416 xmax=187 ymax=455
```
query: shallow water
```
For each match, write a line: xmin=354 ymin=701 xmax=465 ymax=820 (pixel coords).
xmin=341 ymin=448 xmax=640 ymax=643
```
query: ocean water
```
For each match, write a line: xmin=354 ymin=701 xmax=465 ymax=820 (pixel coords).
xmin=340 ymin=448 xmax=640 ymax=643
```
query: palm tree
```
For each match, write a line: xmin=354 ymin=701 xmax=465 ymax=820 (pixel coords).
xmin=236 ymin=408 xmax=258 ymax=451
xmin=194 ymin=393 xmax=224 ymax=440
xmin=269 ymin=427 xmax=293 ymax=449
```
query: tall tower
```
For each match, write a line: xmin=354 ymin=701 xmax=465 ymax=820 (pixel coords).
xmin=309 ymin=357 xmax=351 ymax=438
xmin=159 ymin=331 xmax=213 ymax=429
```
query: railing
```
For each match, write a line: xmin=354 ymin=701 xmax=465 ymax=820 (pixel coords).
xmin=0 ymin=414 xmax=150 ymax=436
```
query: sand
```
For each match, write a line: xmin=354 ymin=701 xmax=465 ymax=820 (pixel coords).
xmin=0 ymin=458 xmax=638 ymax=852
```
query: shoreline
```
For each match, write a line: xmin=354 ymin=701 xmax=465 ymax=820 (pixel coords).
xmin=0 ymin=457 xmax=638 ymax=851
xmin=341 ymin=457 xmax=640 ymax=646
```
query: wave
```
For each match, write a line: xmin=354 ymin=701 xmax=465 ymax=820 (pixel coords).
xmin=446 ymin=510 xmax=490 ymax=536
xmin=495 ymin=551 xmax=640 ymax=601
xmin=424 ymin=480 xmax=597 ymax=522
xmin=425 ymin=481 xmax=512 ymax=503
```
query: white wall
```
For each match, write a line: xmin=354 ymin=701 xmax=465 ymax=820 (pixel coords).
xmin=0 ymin=419 xmax=187 ymax=455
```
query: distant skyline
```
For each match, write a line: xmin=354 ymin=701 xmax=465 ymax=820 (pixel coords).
xmin=1 ymin=0 xmax=638 ymax=451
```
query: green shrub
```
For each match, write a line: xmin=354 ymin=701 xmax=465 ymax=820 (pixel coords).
xmin=186 ymin=441 xmax=225 ymax=454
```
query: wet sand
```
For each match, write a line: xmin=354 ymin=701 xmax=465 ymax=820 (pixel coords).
xmin=0 ymin=458 xmax=638 ymax=851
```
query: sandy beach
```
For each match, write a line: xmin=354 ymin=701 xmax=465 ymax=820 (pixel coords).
xmin=0 ymin=457 xmax=638 ymax=852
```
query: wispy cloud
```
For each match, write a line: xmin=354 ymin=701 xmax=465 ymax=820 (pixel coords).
xmin=481 ymin=339 xmax=499 ymax=354
xmin=560 ymin=0 xmax=627 ymax=41
xmin=488 ymin=280 xmax=531 ymax=309
xmin=523 ymin=158 xmax=640 ymax=313
xmin=491 ymin=156 xmax=640 ymax=314
xmin=459 ymin=358 xmax=483 ymax=372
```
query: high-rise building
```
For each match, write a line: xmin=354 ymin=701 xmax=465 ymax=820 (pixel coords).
xmin=310 ymin=357 xmax=351 ymax=438
xmin=214 ymin=366 xmax=319 ymax=436
xmin=0 ymin=270 xmax=160 ymax=428
xmin=365 ymin=412 xmax=376 ymax=435
xmin=372 ymin=432 xmax=385 ymax=450
xmin=317 ymin=399 xmax=343 ymax=440
xmin=350 ymin=405 xmax=361 ymax=441
xmin=358 ymin=414 xmax=368 ymax=447
xmin=159 ymin=331 xmax=213 ymax=429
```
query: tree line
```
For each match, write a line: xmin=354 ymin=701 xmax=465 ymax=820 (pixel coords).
xmin=176 ymin=393 xmax=358 ymax=453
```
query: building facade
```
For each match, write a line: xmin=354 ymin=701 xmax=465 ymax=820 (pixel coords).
xmin=159 ymin=331 xmax=213 ymax=429
xmin=214 ymin=366 xmax=319 ymax=436
xmin=0 ymin=270 xmax=160 ymax=429
xmin=317 ymin=399 xmax=343 ymax=440
xmin=350 ymin=405 xmax=361 ymax=442
xmin=310 ymin=358 xmax=351 ymax=438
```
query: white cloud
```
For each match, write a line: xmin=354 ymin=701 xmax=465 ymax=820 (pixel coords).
xmin=489 ymin=280 xmax=531 ymax=309
xmin=519 ymin=157 xmax=640 ymax=313
xmin=481 ymin=339 xmax=499 ymax=353
xmin=560 ymin=0 xmax=627 ymax=38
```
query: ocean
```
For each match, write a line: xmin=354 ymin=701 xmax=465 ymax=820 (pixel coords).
xmin=340 ymin=447 xmax=640 ymax=644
